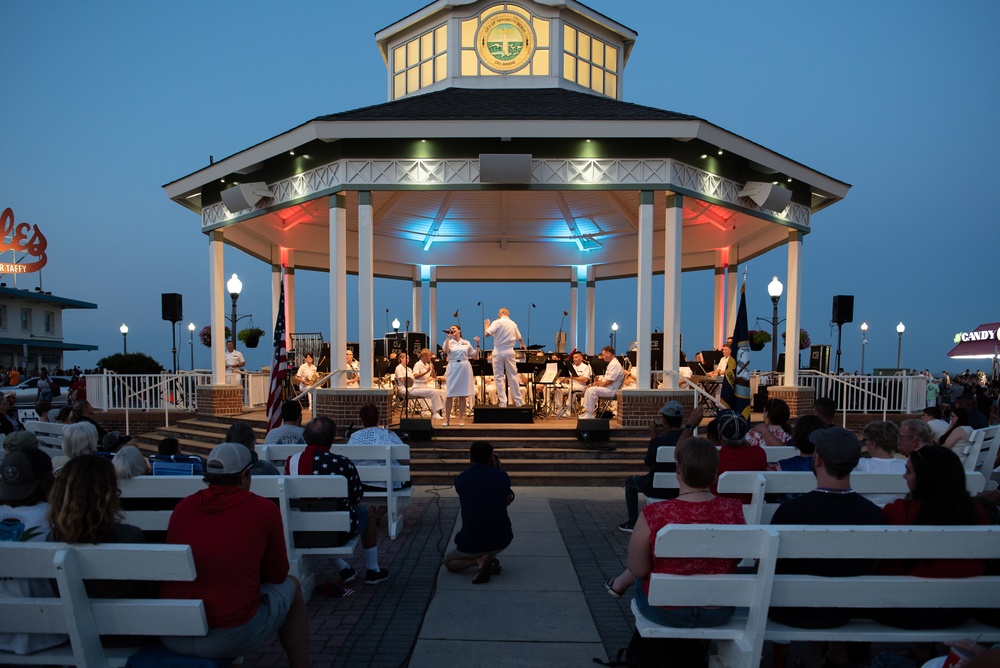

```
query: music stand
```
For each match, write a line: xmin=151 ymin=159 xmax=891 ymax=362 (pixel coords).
xmin=687 ymin=361 xmax=708 ymax=376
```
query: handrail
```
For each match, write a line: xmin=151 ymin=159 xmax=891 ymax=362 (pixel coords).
xmin=660 ymin=369 xmax=724 ymax=409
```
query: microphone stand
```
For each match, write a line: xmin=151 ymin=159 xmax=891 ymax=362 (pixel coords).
xmin=477 ymin=301 xmax=486 ymax=406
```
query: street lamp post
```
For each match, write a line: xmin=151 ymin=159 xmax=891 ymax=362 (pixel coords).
xmin=896 ymin=322 xmax=905 ymax=369
xmin=392 ymin=318 xmax=400 ymax=333
xmin=767 ymin=276 xmax=783 ymax=372
xmin=860 ymin=322 xmax=868 ymax=374
xmin=611 ymin=322 xmax=619 ymax=351
xmin=188 ymin=322 xmax=195 ymax=370
xmin=119 ymin=323 xmax=128 ymax=355
xmin=227 ymin=274 xmax=243 ymax=347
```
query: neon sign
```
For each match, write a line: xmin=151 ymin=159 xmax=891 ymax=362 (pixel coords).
xmin=953 ymin=328 xmax=1000 ymax=343
xmin=0 ymin=208 xmax=48 ymax=273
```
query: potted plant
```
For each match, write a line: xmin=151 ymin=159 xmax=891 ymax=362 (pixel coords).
xmin=781 ymin=328 xmax=812 ymax=351
xmin=747 ymin=330 xmax=771 ymax=351
xmin=238 ymin=326 xmax=265 ymax=349
xmin=199 ymin=326 xmax=231 ymax=348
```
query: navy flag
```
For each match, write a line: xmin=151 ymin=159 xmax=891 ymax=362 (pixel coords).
xmin=719 ymin=284 xmax=752 ymax=419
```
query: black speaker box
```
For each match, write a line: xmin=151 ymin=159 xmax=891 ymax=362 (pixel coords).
xmin=474 ymin=406 xmax=533 ymax=424
xmin=397 ymin=418 xmax=434 ymax=442
xmin=576 ymin=418 xmax=612 ymax=446
xmin=832 ymin=295 xmax=854 ymax=325
xmin=161 ymin=293 xmax=183 ymax=322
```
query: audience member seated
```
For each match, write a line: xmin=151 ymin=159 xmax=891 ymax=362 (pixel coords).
xmin=444 ymin=441 xmax=513 ymax=584
xmin=345 ymin=403 xmax=407 ymax=491
xmin=2 ymin=430 xmax=38 ymax=456
xmin=921 ymin=406 xmax=951 ymax=440
xmin=160 ymin=443 xmax=309 ymax=667
xmin=70 ymin=400 xmax=107 ymax=440
xmin=618 ymin=400 xmax=691 ymax=533
xmin=0 ymin=448 xmax=64 ymax=655
xmin=264 ymin=401 xmax=305 ymax=444
xmin=51 ymin=421 xmax=99 ymax=471
xmin=956 ymin=393 xmax=989 ymax=430
xmin=287 ymin=417 xmax=390 ymax=587
xmin=898 ymin=418 xmax=935 ymax=457
xmin=226 ymin=422 xmax=279 ymax=475
xmin=854 ymin=421 xmax=905 ymax=506
xmin=113 ymin=445 xmax=150 ymax=480
xmin=0 ymin=392 xmax=23 ymax=435
xmin=745 ymin=398 xmax=794 ymax=447
xmin=712 ymin=410 xmax=765 ymax=500
xmin=939 ymin=407 xmax=977 ymax=466
xmin=149 ymin=437 xmax=206 ymax=476
xmin=877 ymin=446 xmax=992 ymax=630
xmin=606 ymin=438 xmax=746 ymax=667
xmin=812 ymin=396 xmax=837 ymax=427
xmin=33 ymin=400 xmax=52 ymax=423
xmin=100 ymin=430 xmax=132 ymax=453
xmin=54 ymin=405 xmax=73 ymax=424
xmin=773 ymin=414 xmax=824 ymax=472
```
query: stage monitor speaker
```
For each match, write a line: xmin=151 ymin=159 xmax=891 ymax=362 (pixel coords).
xmin=479 ymin=153 xmax=532 ymax=184
xmin=650 ymin=332 xmax=664 ymax=370
xmin=397 ymin=418 xmax=434 ymax=442
xmin=474 ymin=406 xmax=533 ymax=424
xmin=809 ymin=345 xmax=832 ymax=374
xmin=221 ymin=181 xmax=273 ymax=213
xmin=161 ymin=293 xmax=182 ymax=322
xmin=738 ymin=181 xmax=793 ymax=212
xmin=832 ymin=295 xmax=854 ymax=325
xmin=576 ymin=418 xmax=611 ymax=446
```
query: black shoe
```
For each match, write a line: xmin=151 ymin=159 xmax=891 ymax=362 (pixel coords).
xmin=340 ymin=567 xmax=357 ymax=584
xmin=490 ymin=559 xmax=502 ymax=575
xmin=365 ymin=568 xmax=390 ymax=585
xmin=618 ymin=521 xmax=634 ymax=533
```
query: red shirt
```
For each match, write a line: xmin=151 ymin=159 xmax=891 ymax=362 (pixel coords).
xmin=880 ymin=498 xmax=990 ymax=578
xmin=641 ymin=496 xmax=745 ymax=595
xmin=712 ymin=444 xmax=768 ymax=500
xmin=161 ymin=485 xmax=289 ymax=628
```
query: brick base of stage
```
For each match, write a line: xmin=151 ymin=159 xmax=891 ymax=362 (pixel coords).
xmin=615 ymin=389 xmax=695 ymax=428
xmin=766 ymin=385 xmax=815 ymax=418
xmin=313 ymin=388 xmax=392 ymax=425
xmin=196 ymin=385 xmax=244 ymax=416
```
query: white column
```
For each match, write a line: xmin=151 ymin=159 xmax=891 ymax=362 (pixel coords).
xmin=662 ymin=195 xmax=683 ymax=389
xmin=713 ymin=248 xmax=729 ymax=347
xmin=411 ymin=266 xmax=422 ymax=334
xmin=284 ymin=263 xmax=296 ymax=349
xmin=636 ymin=191 xmax=654 ymax=389
xmin=783 ymin=230 xmax=803 ymax=386
xmin=358 ymin=191 xmax=374 ymax=388
xmin=727 ymin=255 xmax=739 ymax=339
xmin=429 ymin=267 xmax=438 ymax=353
xmin=208 ymin=231 xmax=225 ymax=385
xmin=569 ymin=266 xmax=579 ymax=351
xmin=585 ymin=266 xmax=596 ymax=355
xmin=329 ymin=195 xmax=347 ymax=387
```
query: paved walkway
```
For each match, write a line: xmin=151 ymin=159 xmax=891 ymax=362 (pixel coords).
xmin=239 ymin=486 xmax=635 ymax=668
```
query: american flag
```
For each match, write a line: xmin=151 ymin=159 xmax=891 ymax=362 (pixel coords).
xmin=265 ymin=280 xmax=287 ymax=433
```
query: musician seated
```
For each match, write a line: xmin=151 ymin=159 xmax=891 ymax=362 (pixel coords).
xmin=581 ymin=346 xmax=625 ymax=419
xmin=345 ymin=349 xmax=360 ymax=386
xmin=402 ymin=350 xmax=445 ymax=419
xmin=555 ymin=351 xmax=591 ymax=416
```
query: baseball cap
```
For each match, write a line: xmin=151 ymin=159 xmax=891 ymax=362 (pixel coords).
xmin=3 ymin=430 xmax=38 ymax=452
xmin=658 ymin=400 xmax=684 ymax=418
xmin=0 ymin=448 xmax=53 ymax=501
xmin=101 ymin=431 xmax=132 ymax=452
xmin=207 ymin=442 xmax=254 ymax=475
xmin=809 ymin=427 xmax=862 ymax=468
xmin=716 ymin=410 xmax=749 ymax=442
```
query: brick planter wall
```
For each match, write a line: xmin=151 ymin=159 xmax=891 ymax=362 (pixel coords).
xmin=313 ymin=388 xmax=392 ymax=426
xmin=616 ymin=389 xmax=697 ymax=428
xmin=767 ymin=386 xmax=815 ymax=418
xmin=196 ymin=385 xmax=244 ymax=417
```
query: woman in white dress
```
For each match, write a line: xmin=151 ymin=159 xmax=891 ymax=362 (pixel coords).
xmin=939 ymin=407 xmax=976 ymax=464
xmin=442 ymin=325 xmax=479 ymax=426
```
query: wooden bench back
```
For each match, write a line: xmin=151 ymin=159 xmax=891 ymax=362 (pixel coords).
xmin=258 ymin=443 xmax=411 ymax=486
xmin=0 ymin=542 xmax=206 ymax=667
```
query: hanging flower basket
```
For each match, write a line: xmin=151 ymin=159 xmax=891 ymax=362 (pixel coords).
xmin=748 ymin=330 xmax=771 ymax=351
xmin=781 ymin=328 xmax=812 ymax=351
xmin=238 ymin=326 xmax=265 ymax=349
xmin=199 ymin=326 xmax=231 ymax=348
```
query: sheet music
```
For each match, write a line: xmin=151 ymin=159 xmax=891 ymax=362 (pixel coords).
xmin=539 ymin=362 xmax=559 ymax=384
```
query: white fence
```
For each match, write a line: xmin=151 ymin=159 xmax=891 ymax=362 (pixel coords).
xmin=772 ymin=370 xmax=928 ymax=414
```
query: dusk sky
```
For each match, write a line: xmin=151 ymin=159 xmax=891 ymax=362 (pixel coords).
xmin=3 ymin=1 xmax=997 ymax=376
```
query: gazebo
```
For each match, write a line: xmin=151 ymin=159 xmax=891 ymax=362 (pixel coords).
xmin=163 ymin=0 xmax=850 ymax=425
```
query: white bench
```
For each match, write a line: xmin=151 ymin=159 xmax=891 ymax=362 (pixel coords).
xmin=0 ymin=542 xmax=207 ymax=667
xmin=634 ymin=524 xmax=1000 ymax=668
xmin=24 ymin=420 xmax=65 ymax=457
xmin=257 ymin=443 xmax=412 ymax=539
xmin=656 ymin=444 xmax=798 ymax=466
xmin=971 ymin=425 xmax=1000 ymax=487
xmin=118 ymin=475 xmax=359 ymax=601
xmin=714 ymin=470 xmax=987 ymax=524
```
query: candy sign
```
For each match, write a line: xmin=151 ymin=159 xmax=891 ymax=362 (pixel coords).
xmin=0 ymin=208 xmax=48 ymax=273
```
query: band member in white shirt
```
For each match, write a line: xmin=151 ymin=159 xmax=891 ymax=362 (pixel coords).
xmin=225 ymin=341 xmax=245 ymax=385
xmin=409 ymin=349 xmax=445 ymax=418
xmin=555 ymin=351 xmax=591 ymax=417
xmin=296 ymin=353 xmax=317 ymax=408
xmin=345 ymin=349 xmax=360 ymax=387
xmin=581 ymin=346 xmax=625 ymax=419
xmin=484 ymin=307 xmax=526 ymax=408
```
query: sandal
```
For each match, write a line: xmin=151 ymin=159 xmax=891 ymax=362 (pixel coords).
xmin=473 ymin=558 xmax=498 ymax=584
xmin=317 ymin=582 xmax=355 ymax=598
xmin=605 ymin=577 xmax=622 ymax=599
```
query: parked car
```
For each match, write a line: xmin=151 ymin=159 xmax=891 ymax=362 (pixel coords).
xmin=9 ymin=376 xmax=73 ymax=408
